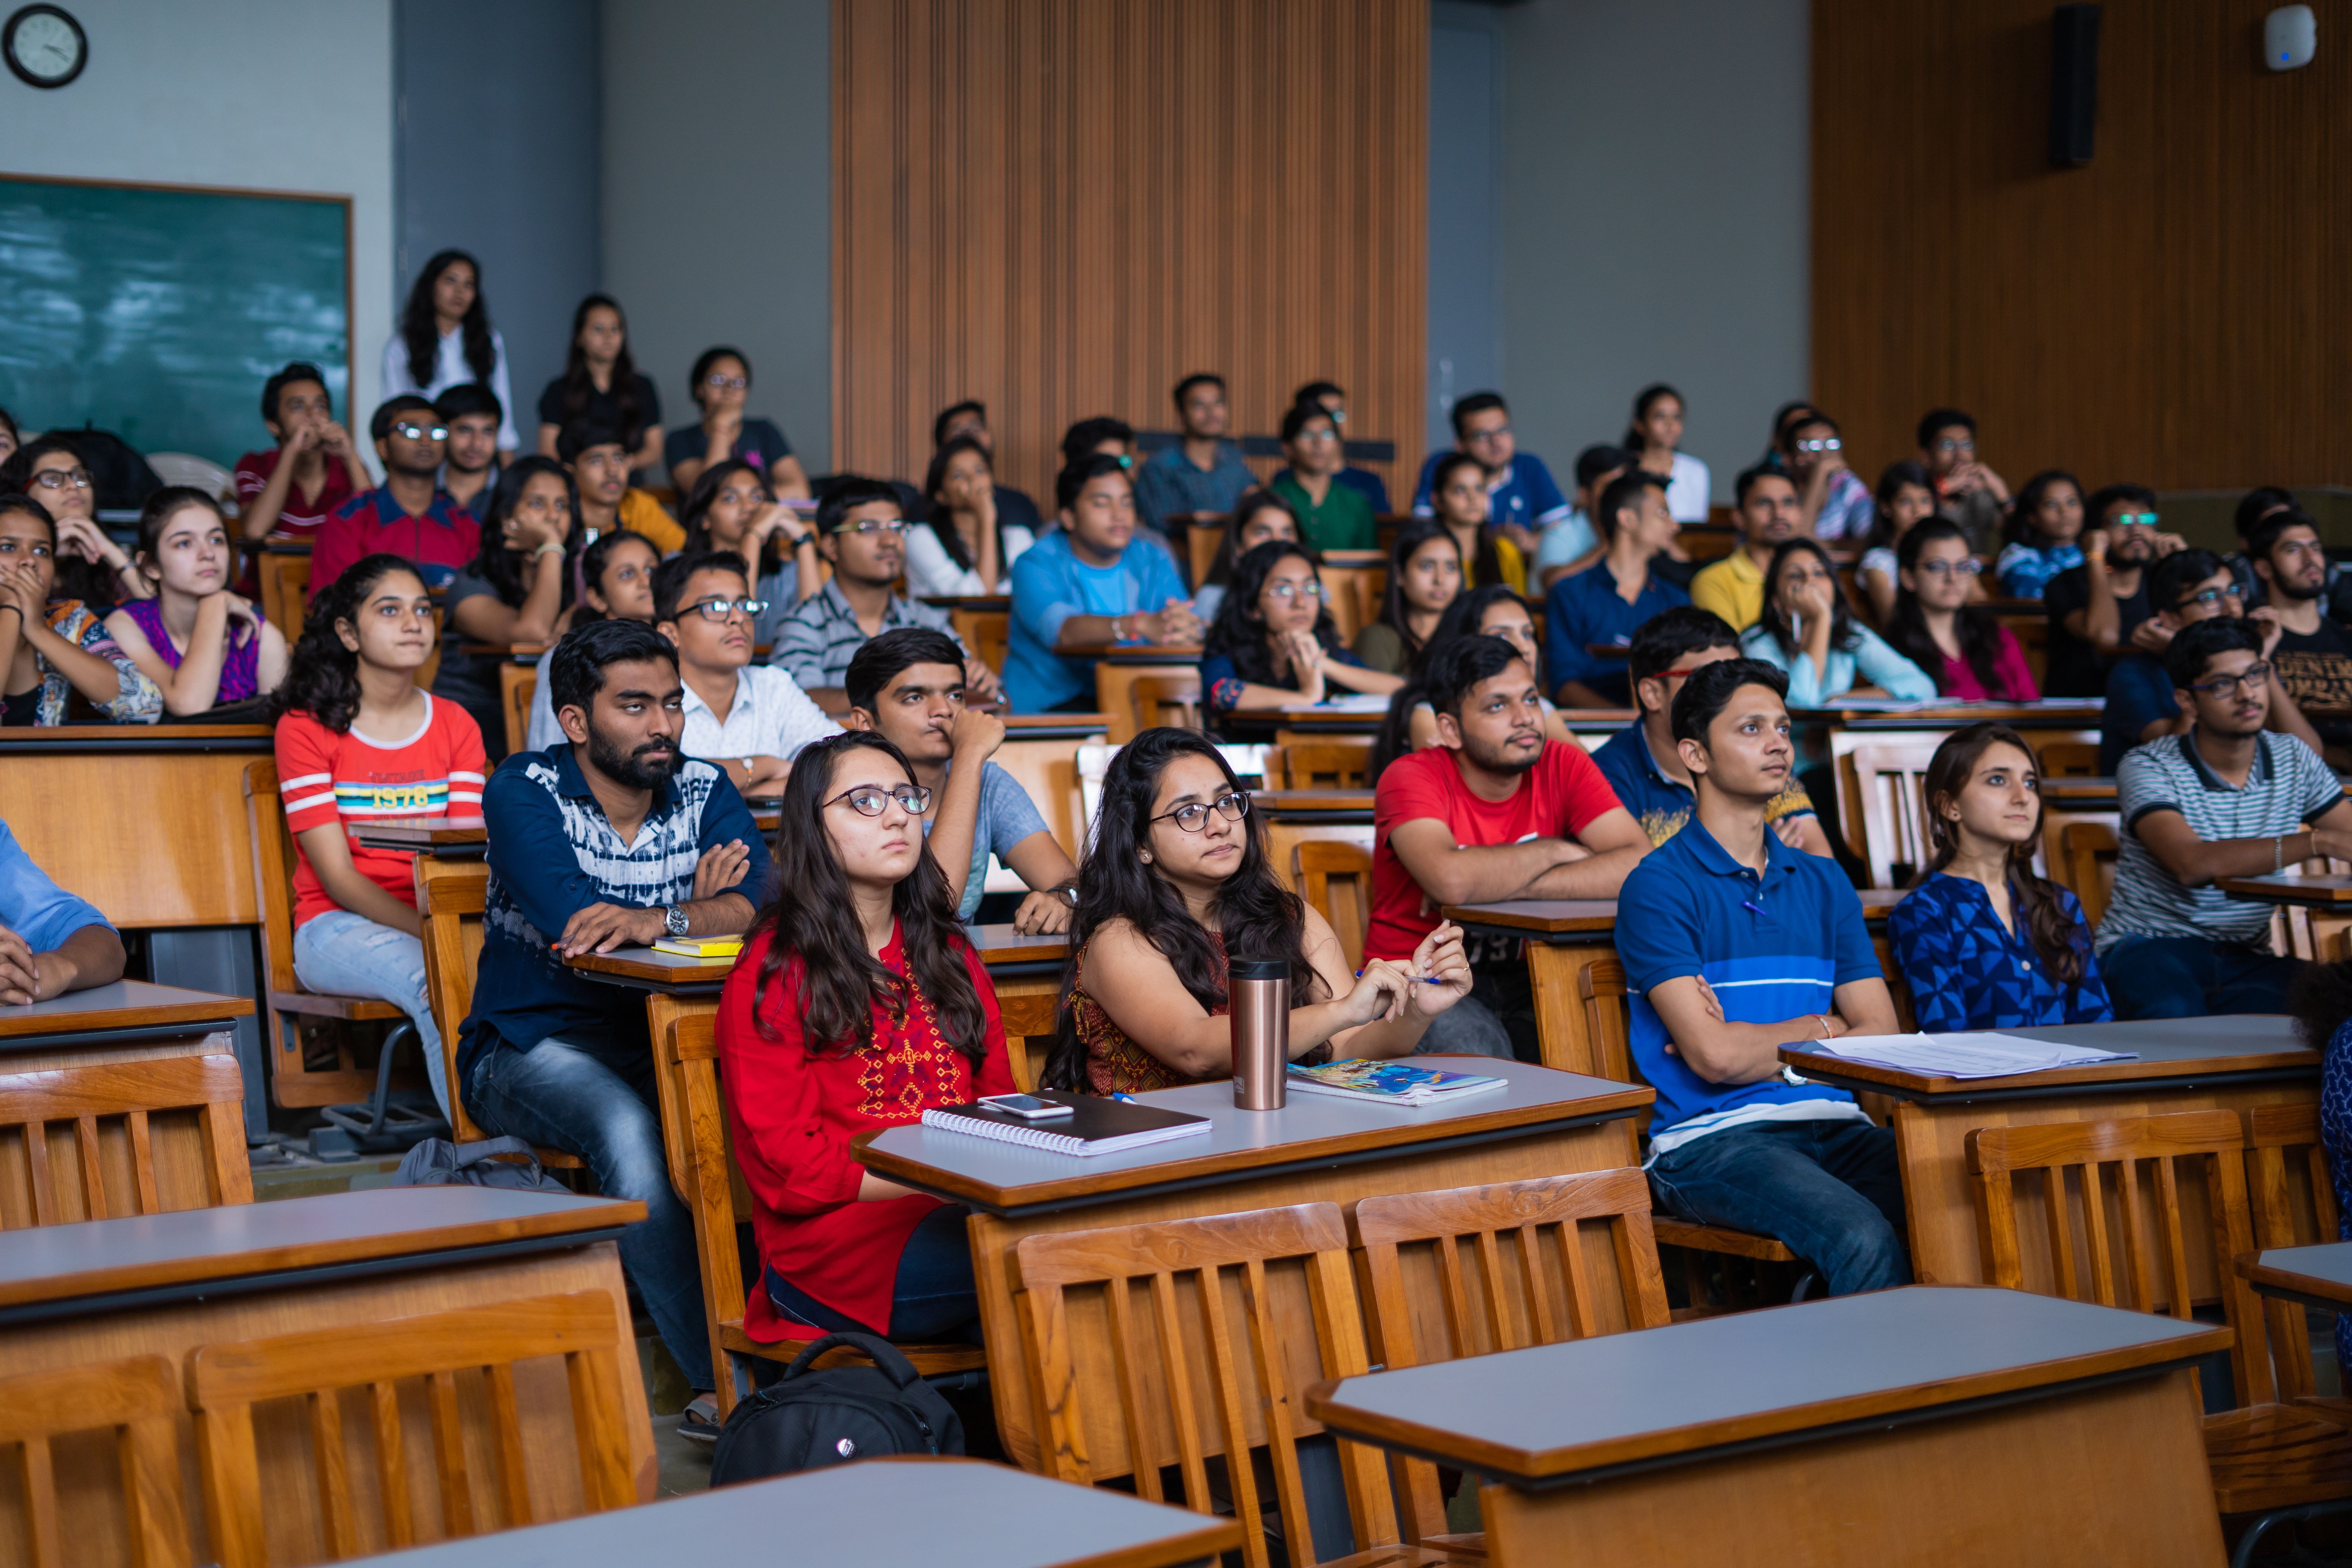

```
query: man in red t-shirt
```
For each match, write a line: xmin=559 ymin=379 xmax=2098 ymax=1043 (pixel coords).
xmin=1370 ymin=633 xmax=1648 ymax=1060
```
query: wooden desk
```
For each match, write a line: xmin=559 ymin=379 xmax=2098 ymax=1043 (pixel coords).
xmin=0 ymin=1187 xmax=655 ymax=1566
xmin=0 ymin=979 xmax=251 ymax=1049
xmin=2218 ymin=871 xmax=2352 ymax=909
xmin=1795 ymin=699 xmax=2108 ymax=730
xmin=1305 ymin=1285 xmax=2229 ymax=1566
xmin=335 ymin=1456 xmax=1239 ymax=1568
xmin=2239 ymin=1241 xmax=2352 ymax=1314
xmin=855 ymin=1059 xmax=1652 ymax=1475
xmin=1780 ymin=1016 xmax=2320 ymax=1289
xmin=1062 ymin=644 xmax=1200 ymax=743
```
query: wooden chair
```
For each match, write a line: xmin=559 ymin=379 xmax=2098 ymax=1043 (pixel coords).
xmin=1187 ymin=515 xmax=1228 ymax=588
xmin=1837 ymin=740 xmax=1938 ymax=888
xmin=2039 ymin=739 xmax=2100 ymax=777
xmin=499 ymin=664 xmax=536 ymax=757
xmin=0 ymin=1052 xmax=252 ymax=1228
xmin=949 ymin=606 xmax=1011 ymax=678
xmin=2245 ymin=1103 xmax=2344 ymax=1403
xmin=1010 ymin=1201 xmax=1447 ymax=1568
xmin=999 ymin=991 xmax=1058 ymax=1095
xmin=662 ymin=1013 xmax=985 ymax=1418
xmin=1265 ymin=740 xmax=1374 ymax=789
xmin=1967 ymin=1109 xmax=2352 ymax=1532
xmin=186 ymin=1290 xmax=636 ymax=1566
xmin=0 ymin=1356 xmax=191 ymax=1568
xmin=1296 ymin=842 xmax=1373 ymax=974
xmin=1130 ymin=674 xmax=1201 ymax=734
xmin=1316 ymin=563 xmax=1383 ymax=645
xmin=1354 ymin=1170 xmax=1672 ymax=1553
xmin=258 ymin=552 xmax=310 ymax=643
xmin=2058 ymin=820 xmax=2120 ymax=926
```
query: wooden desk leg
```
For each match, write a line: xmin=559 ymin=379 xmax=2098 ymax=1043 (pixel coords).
xmin=643 ymin=993 xmax=722 ymax=1205
xmin=1524 ymin=940 xmax=1614 ymax=1077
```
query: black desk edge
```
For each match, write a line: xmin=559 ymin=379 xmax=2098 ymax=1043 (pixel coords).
xmin=0 ymin=1018 xmax=246 ymax=1052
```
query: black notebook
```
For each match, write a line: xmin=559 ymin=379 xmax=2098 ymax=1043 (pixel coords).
xmin=921 ymin=1093 xmax=1213 ymax=1158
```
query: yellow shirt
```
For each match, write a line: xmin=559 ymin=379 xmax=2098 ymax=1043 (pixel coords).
xmin=616 ymin=488 xmax=684 ymax=555
xmin=1468 ymin=533 xmax=1528 ymax=597
xmin=1690 ymin=548 xmax=1764 ymax=631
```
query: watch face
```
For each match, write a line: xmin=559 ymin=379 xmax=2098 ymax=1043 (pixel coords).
xmin=6 ymin=6 xmax=86 ymax=87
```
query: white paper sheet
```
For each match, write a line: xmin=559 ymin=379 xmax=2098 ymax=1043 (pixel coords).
xmin=1805 ymin=1031 xmax=2137 ymax=1079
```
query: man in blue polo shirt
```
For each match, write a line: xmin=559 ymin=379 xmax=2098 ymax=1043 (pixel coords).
xmin=1006 ymin=454 xmax=1201 ymax=711
xmin=0 ymin=816 xmax=124 ymax=1005
xmin=1615 ymin=658 xmax=1907 ymax=1296
xmin=1410 ymin=391 xmax=1571 ymax=556
xmin=1543 ymin=472 xmax=1688 ymax=707
xmin=459 ymin=617 xmax=766 ymax=1436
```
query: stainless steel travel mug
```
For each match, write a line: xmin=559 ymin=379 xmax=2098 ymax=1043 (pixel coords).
xmin=1230 ymin=959 xmax=1290 ymax=1110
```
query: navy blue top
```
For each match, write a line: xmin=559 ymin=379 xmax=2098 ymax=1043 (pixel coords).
xmin=2100 ymin=653 xmax=2177 ymax=776
xmin=1887 ymin=872 xmax=2113 ymax=1033
xmin=1589 ymin=724 xmax=1819 ymax=848
xmin=1543 ymin=562 xmax=1689 ymax=705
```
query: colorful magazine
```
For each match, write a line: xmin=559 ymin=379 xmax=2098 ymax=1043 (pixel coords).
xmin=1285 ymin=1058 xmax=1508 ymax=1106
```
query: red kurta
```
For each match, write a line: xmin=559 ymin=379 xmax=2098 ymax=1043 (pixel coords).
xmin=716 ymin=922 xmax=1011 ymax=1337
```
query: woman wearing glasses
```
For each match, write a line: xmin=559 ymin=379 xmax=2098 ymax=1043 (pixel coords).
xmin=716 ymin=730 xmax=1012 ymax=1344
xmin=435 ymin=457 xmax=588 ymax=756
xmin=666 ymin=347 xmax=810 ymax=501
xmin=1200 ymin=539 xmax=1404 ymax=740
xmin=679 ymin=458 xmax=820 ymax=649
xmin=0 ymin=434 xmax=145 ymax=605
xmin=1737 ymin=538 xmax=1937 ymax=706
xmin=1782 ymin=411 xmax=1873 ymax=543
xmin=1886 ymin=521 xmax=2038 ymax=701
xmin=1040 ymin=727 xmax=1471 ymax=1094
xmin=1993 ymin=470 xmax=2089 ymax=601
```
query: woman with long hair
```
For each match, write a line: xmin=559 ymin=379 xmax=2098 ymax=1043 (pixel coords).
xmin=1200 ymin=539 xmax=1403 ymax=737
xmin=1885 ymin=519 xmax=2038 ymax=701
xmin=1856 ymin=461 xmax=1942 ymax=624
xmin=1191 ymin=487 xmax=1300 ymax=624
xmin=1353 ymin=520 xmax=1463 ymax=674
xmin=1736 ymin=538 xmax=1935 ymax=706
xmin=268 ymin=554 xmax=486 ymax=1120
xmin=0 ymin=433 xmax=144 ymax=606
xmin=1040 ymin=728 xmax=1470 ymax=1093
xmin=105 ymin=489 xmax=289 ymax=715
xmin=666 ymin=345 xmax=811 ymax=499
xmin=381 ymin=250 xmax=516 ymax=456
xmin=1427 ymin=451 xmax=1525 ymax=594
xmin=535 ymin=294 xmax=662 ymax=476
xmin=0 ymin=490 xmax=159 ymax=725
xmin=1889 ymin=723 xmax=2109 ymax=1032
xmin=522 ymin=529 xmax=661 ymax=752
xmin=906 ymin=434 xmax=1035 ymax=598
xmin=715 ymin=730 xmax=1011 ymax=1342
xmin=679 ymin=458 xmax=819 ymax=647
xmin=434 ymin=457 xmax=586 ymax=754
xmin=1623 ymin=382 xmax=1710 ymax=523
xmin=1994 ymin=469 xmax=2089 ymax=601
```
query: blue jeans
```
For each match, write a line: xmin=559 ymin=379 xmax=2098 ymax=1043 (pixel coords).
xmin=1647 ymin=1118 xmax=1910 ymax=1296
xmin=1409 ymin=961 xmax=1533 ymax=1062
xmin=463 ymin=1036 xmax=713 ymax=1389
xmin=2102 ymin=935 xmax=2303 ymax=1020
xmin=768 ymin=1202 xmax=982 ymax=1341
xmin=293 ymin=911 xmax=447 ymax=1121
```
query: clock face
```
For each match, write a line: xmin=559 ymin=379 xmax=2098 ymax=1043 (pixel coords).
xmin=6 ymin=6 xmax=86 ymax=88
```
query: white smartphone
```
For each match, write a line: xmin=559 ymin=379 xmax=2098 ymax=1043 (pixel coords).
xmin=980 ymin=1093 xmax=1076 ymax=1120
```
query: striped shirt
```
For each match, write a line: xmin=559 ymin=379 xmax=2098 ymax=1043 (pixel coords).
xmin=275 ymin=698 xmax=488 ymax=927
xmin=2103 ymin=731 xmax=2346 ymax=952
xmin=767 ymin=580 xmax=960 ymax=691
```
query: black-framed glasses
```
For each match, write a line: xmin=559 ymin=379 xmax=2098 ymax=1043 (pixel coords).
xmin=392 ymin=422 xmax=448 ymax=441
xmin=31 ymin=468 xmax=91 ymax=489
xmin=1152 ymin=791 xmax=1250 ymax=833
xmin=1463 ymin=425 xmax=1512 ymax=445
xmin=2189 ymin=662 xmax=2272 ymax=698
xmin=831 ymin=518 xmax=907 ymax=536
xmin=2178 ymin=584 xmax=2243 ymax=610
xmin=683 ymin=597 xmax=769 ymax=622
xmin=824 ymin=782 xmax=932 ymax=817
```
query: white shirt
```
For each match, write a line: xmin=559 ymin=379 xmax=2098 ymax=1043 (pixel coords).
xmin=680 ymin=663 xmax=839 ymax=765
xmin=381 ymin=326 xmax=520 ymax=452
xmin=1665 ymin=451 xmax=1711 ymax=523
xmin=904 ymin=519 xmax=1035 ymax=599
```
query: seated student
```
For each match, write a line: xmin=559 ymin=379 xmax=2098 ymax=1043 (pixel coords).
xmin=1061 ymin=414 xmax=1138 ymax=471
xmin=1352 ymin=520 xmax=1463 ymax=675
xmin=236 ymin=361 xmax=372 ymax=544
xmin=1758 ymin=399 xmax=1819 ymax=473
xmin=1782 ymin=412 xmax=1872 ymax=543
xmin=679 ymin=459 xmax=820 ymax=649
xmin=1534 ymin=444 xmax=1628 ymax=589
xmin=1409 ymin=391 xmax=1571 ymax=557
xmin=107 ymin=489 xmax=290 ymax=716
xmin=1691 ymin=465 xmax=1802 ymax=632
xmin=1281 ymin=379 xmax=1392 ymax=514
xmin=667 ymin=347 xmax=811 ymax=500
xmin=1619 ymin=659 xmax=1908 ymax=1296
xmin=2042 ymin=485 xmax=2181 ymax=697
xmin=461 ymin=616 xmax=768 ymax=1437
xmin=0 ymin=434 xmax=144 ymax=606
xmin=2100 ymin=618 xmax=2352 ymax=1019
xmin=524 ymin=530 xmax=659 ymax=753
xmin=1042 ymin=727 xmax=1473 ymax=1093
xmin=1593 ymin=606 xmax=1834 ymax=856
xmin=1918 ymin=407 xmax=2010 ymax=556
xmin=535 ymin=295 xmax=662 ymax=476
xmin=843 ymin=628 xmax=1079 ymax=931
xmin=1200 ymin=541 xmax=1403 ymax=738
xmin=772 ymin=476 xmax=996 ymax=700
xmin=1270 ymin=401 xmax=1376 ymax=553
xmin=907 ymin=435 xmax=1035 ymax=598
xmin=312 ymin=397 xmax=482 ymax=594
xmin=0 ymin=491 xmax=160 ymax=725
xmin=1890 ymin=723 xmax=2111 ymax=1032
xmin=383 ymin=250 xmax=519 ymax=457
xmin=1192 ymin=488 xmax=1301 ymax=626
xmin=1856 ymin=461 xmax=1941 ymax=625
xmin=1426 ymin=451 xmax=1526 ymax=595
xmin=1373 ymin=634 xmax=1648 ymax=1061
xmin=932 ymin=398 xmax=1047 ymax=537
xmin=1544 ymin=472 xmax=1688 ymax=707
xmin=1625 ymin=384 xmax=1710 ymax=524
xmin=1885 ymin=520 xmax=2039 ymax=701
xmin=1392 ymin=584 xmax=1582 ymax=755
xmin=561 ymin=420 xmax=682 ymax=555
xmin=435 ymin=457 xmax=584 ymax=754
xmin=0 ymin=814 xmax=125 ymax=1005
xmin=654 ymin=550 xmax=837 ymax=797
xmin=270 ymin=555 xmax=487 ymax=1120
xmin=0 ymin=405 xmax=15 ymax=468
xmin=715 ymin=730 xmax=1013 ymax=1342
xmin=1738 ymin=538 xmax=1936 ymax=706
xmin=1993 ymin=469 xmax=2087 ymax=600
xmin=1005 ymin=456 xmax=1201 ymax=713
xmin=1134 ymin=373 xmax=1255 ymax=533
xmin=434 ymin=383 xmax=505 ymax=518
xmin=2248 ymin=508 xmax=2352 ymax=755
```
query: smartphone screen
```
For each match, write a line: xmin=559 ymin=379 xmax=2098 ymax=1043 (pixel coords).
xmin=981 ymin=1093 xmax=1075 ymax=1119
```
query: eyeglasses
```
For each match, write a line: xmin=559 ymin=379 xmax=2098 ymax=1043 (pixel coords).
xmin=1294 ymin=427 xmax=1339 ymax=444
xmin=1326 ymin=407 xmax=1348 ymax=425
xmin=1463 ymin=426 xmax=1512 ymax=445
xmin=392 ymin=423 xmax=448 ymax=442
xmin=2110 ymin=512 xmax=2161 ymax=529
xmin=31 ymin=468 xmax=91 ymax=490
xmin=1795 ymin=437 xmax=1843 ymax=454
xmin=1913 ymin=558 xmax=1982 ymax=579
xmin=2178 ymin=584 xmax=2243 ymax=610
xmin=824 ymin=782 xmax=933 ymax=817
xmin=1151 ymin=791 xmax=1250 ymax=833
xmin=702 ymin=374 xmax=748 ymax=390
xmin=2189 ymin=661 xmax=2272 ymax=698
xmin=682 ymin=597 xmax=769 ymax=621
xmin=1264 ymin=580 xmax=1323 ymax=602
xmin=513 ymin=495 xmax=570 ymax=517
xmin=1933 ymin=437 xmax=1977 ymax=455
xmin=831 ymin=519 xmax=907 ymax=537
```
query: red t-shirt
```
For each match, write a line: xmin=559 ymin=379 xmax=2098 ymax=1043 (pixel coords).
xmin=233 ymin=446 xmax=358 ymax=540
xmin=1367 ymin=741 xmax=1624 ymax=960
xmin=276 ymin=696 xmax=489 ymax=927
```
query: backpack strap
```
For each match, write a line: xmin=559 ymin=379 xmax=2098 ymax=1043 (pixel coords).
xmin=782 ymin=1330 xmax=924 ymax=1389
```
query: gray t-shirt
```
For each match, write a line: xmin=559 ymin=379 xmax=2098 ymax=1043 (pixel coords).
xmin=921 ymin=759 xmax=1051 ymax=921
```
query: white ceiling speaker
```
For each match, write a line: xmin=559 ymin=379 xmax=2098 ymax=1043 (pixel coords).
xmin=2267 ymin=5 xmax=2316 ymax=71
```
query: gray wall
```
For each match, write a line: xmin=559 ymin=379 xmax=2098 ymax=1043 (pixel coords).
xmin=600 ymin=0 xmax=832 ymax=480
xmin=1427 ymin=2 xmax=1505 ymax=456
xmin=1493 ymin=0 xmax=1810 ymax=503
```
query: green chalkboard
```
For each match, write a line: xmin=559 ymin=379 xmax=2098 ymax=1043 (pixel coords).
xmin=0 ymin=174 xmax=350 ymax=469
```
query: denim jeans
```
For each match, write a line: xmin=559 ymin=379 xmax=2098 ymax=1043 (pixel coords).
xmin=1410 ymin=960 xmax=1535 ymax=1062
xmin=463 ymin=1036 xmax=714 ymax=1389
xmin=292 ymin=911 xmax=447 ymax=1121
xmin=2102 ymin=935 xmax=2304 ymax=1021
xmin=767 ymin=1201 xmax=982 ymax=1341
xmin=1647 ymin=1118 xmax=1910 ymax=1296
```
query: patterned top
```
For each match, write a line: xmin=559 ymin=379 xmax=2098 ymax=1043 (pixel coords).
xmin=769 ymin=579 xmax=960 ymax=691
xmin=1887 ymin=872 xmax=2112 ymax=1033
xmin=1995 ymin=541 xmax=2086 ymax=601
xmin=276 ymin=697 xmax=488 ymax=926
xmin=12 ymin=600 xmax=160 ymax=726
xmin=2319 ymin=1018 xmax=2352 ymax=1377
xmin=1066 ymin=931 xmax=1331 ymax=1095
xmin=115 ymin=596 xmax=260 ymax=704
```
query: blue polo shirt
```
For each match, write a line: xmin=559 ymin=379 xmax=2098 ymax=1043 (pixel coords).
xmin=1614 ymin=817 xmax=1880 ymax=1154
xmin=1590 ymin=724 xmax=1820 ymax=848
xmin=1543 ymin=562 xmax=1688 ymax=704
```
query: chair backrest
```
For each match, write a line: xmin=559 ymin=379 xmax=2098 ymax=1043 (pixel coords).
xmin=2058 ymin=820 xmax=2119 ymax=927
xmin=187 ymin=1290 xmax=634 ymax=1567
xmin=1265 ymin=740 xmax=1373 ymax=789
xmin=1294 ymin=841 xmax=1372 ymax=974
xmin=0 ymin=1053 xmax=252 ymax=1228
xmin=664 ymin=1013 xmax=753 ymax=1415
xmin=1187 ymin=517 xmax=1226 ymax=588
xmin=997 ymin=991 xmax=1057 ymax=1094
xmin=500 ymin=665 xmax=536 ymax=759
xmin=2039 ymin=739 xmax=2099 ymax=777
xmin=414 ymin=857 xmax=492 ymax=1143
xmin=950 ymin=607 xmax=1011 ymax=680
xmin=1316 ymin=564 xmax=1377 ymax=644
xmin=1839 ymin=740 xmax=1939 ymax=887
xmin=0 ymin=1355 xmax=191 ymax=1568
xmin=241 ymin=760 xmax=301 ymax=1007
xmin=1967 ymin=1108 xmax=2271 ymax=1406
xmin=1572 ymin=958 xmax=1637 ymax=1085
xmin=1011 ymin=1202 xmax=1399 ymax=1568
xmin=2246 ymin=1102 xmax=2342 ymax=1401
xmin=1129 ymin=674 xmax=1201 ymax=734
xmin=258 ymin=553 xmax=312 ymax=643
xmin=1354 ymin=1170 xmax=1670 ymax=1545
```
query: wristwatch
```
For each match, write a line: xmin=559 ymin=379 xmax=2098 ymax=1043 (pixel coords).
xmin=664 ymin=905 xmax=690 ymax=938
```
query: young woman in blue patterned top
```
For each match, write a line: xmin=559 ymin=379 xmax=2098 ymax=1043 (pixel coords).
xmin=1888 ymin=722 xmax=2112 ymax=1032
xmin=2290 ymin=962 xmax=2352 ymax=1381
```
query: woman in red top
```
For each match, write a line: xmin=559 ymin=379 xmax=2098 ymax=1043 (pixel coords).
xmin=717 ymin=730 xmax=1011 ymax=1341
xmin=1884 ymin=519 xmax=2041 ymax=702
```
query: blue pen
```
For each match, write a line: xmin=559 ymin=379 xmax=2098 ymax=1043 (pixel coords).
xmin=1354 ymin=970 xmax=1447 ymax=982
xmin=1741 ymin=898 xmax=1770 ymax=918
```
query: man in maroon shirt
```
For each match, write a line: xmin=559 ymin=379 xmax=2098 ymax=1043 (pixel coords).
xmin=310 ymin=396 xmax=480 ymax=598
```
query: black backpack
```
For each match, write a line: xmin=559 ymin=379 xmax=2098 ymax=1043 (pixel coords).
xmin=392 ymin=1135 xmax=573 ymax=1192
xmin=66 ymin=426 xmax=163 ymax=513
xmin=709 ymin=1332 xmax=964 ymax=1485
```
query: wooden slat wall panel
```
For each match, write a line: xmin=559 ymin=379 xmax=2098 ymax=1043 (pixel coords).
xmin=1813 ymin=1 xmax=2352 ymax=490
xmin=835 ymin=0 xmax=1429 ymax=506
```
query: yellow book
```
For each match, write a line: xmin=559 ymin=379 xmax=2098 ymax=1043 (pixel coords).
xmin=653 ymin=936 xmax=744 ymax=960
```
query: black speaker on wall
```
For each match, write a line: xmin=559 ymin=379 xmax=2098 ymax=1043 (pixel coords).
xmin=2050 ymin=4 xmax=2102 ymax=167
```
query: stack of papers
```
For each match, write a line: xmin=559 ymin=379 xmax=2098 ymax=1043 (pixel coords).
xmin=1310 ymin=693 xmax=1395 ymax=713
xmin=1806 ymin=1032 xmax=2138 ymax=1079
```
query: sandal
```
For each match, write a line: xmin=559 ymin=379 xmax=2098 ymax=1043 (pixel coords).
xmin=675 ymin=1392 xmax=722 ymax=1446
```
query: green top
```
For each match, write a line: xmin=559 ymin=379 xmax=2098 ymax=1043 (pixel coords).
xmin=1271 ymin=472 xmax=1377 ymax=552
xmin=1352 ymin=621 xmax=1410 ymax=674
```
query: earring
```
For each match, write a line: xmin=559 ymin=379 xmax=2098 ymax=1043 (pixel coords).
xmin=1139 ymin=851 xmax=1152 ymax=864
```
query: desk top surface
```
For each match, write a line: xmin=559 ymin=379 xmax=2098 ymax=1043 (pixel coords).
xmin=2241 ymin=1243 xmax=2352 ymax=1307
xmin=571 ymin=924 xmax=1069 ymax=987
xmin=856 ymin=1058 xmax=1650 ymax=1212
xmin=2040 ymin=775 xmax=2120 ymax=799
xmin=1058 ymin=642 xmax=1202 ymax=663
xmin=1779 ymin=1014 xmax=2316 ymax=1096
xmin=0 ymin=1187 xmax=643 ymax=1311
xmin=1448 ymin=889 xmax=1903 ymax=936
xmin=0 ymin=980 xmax=254 ymax=1041
xmin=1305 ymin=1285 xmax=2225 ymax=1485
xmin=335 ymin=1457 xmax=1238 ymax=1567
xmin=2218 ymin=873 xmax=2352 ymax=905
xmin=348 ymin=815 xmax=489 ymax=847
xmin=0 ymin=722 xmax=274 ymax=752
xmin=1794 ymin=700 xmax=2106 ymax=727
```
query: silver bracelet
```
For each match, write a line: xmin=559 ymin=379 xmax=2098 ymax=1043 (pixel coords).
xmin=2277 ymin=835 xmax=2287 ymax=873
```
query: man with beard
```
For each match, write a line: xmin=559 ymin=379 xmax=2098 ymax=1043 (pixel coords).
xmin=2040 ymin=483 xmax=2184 ymax=697
xmin=2100 ymin=618 xmax=2352 ymax=1019
xmin=458 ymin=616 xmax=767 ymax=1443
xmin=1690 ymin=465 xmax=1802 ymax=632
xmin=1371 ymin=633 xmax=1647 ymax=1061
xmin=2250 ymin=509 xmax=2352 ymax=757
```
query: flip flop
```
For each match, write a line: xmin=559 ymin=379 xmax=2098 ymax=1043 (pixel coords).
xmin=676 ymin=1392 xmax=722 ymax=1446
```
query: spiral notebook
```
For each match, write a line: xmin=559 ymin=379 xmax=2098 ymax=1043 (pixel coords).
xmin=921 ymin=1094 xmax=1213 ymax=1157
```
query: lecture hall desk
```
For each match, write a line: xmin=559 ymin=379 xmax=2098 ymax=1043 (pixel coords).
xmin=2239 ymin=1239 xmax=2352 ymax=1314
xmin=2218 ymin=871 xmax=2352 ymax=962
xmin=853 ymin=1058 xmax=1653 ymax=1477
xmin=0 ymin=1186 xmax=653 ymax=1568
xmin=1306 ymin=1285 xmax=2231 ymax=1568
xmin=1061 ymin=641 xmax=1202 ymax=742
